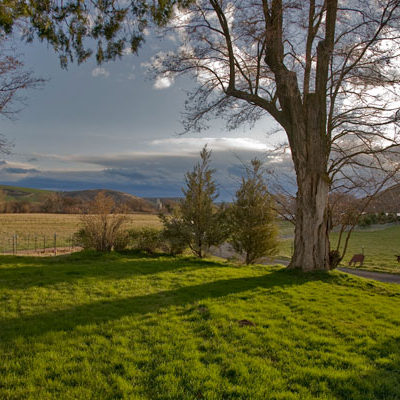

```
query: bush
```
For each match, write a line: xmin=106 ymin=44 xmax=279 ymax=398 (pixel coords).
xmin=113 ymin=231 xmax=131 ymax=252
xmin=129 ymin=227 xmax=163 ymax=254
xmin=77 ymin=192 xmax=128 ymax=252
xmin=159 ymin=211 xmax=188 ymax=255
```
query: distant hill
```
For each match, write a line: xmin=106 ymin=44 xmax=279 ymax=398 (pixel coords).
xmin=0 ymin=185 xmax=52 ymax=203
xmin=368 ymin=184 xmax=400 ymax=214
xmin=63 ymin=189 xmax=156 ymax=212
xmin=0 ymin=185 xmax=156 ymax=213
xmin=65 ymin=189 xmax=143 ymax=204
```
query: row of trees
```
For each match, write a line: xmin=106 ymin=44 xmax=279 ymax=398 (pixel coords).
xmin=77 ymin=147 xmax=278 ymax=264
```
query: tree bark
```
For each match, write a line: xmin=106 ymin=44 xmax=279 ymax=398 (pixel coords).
xmin=287 ymin=94 xmax=331 ymax=271
xmin=289 ymin=169 xmax=330 ymax=271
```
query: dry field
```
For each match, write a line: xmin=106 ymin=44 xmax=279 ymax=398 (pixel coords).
xmin=0 ymin=213 xmax=161 ymax=253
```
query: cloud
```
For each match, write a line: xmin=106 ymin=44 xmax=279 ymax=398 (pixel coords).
xmin=153 ymin=75 xmax=174 ymax=90
xmin=104 ymin=168 xmax=147 ymax=180
xmin=91 ymin=67 xmax=110 ymax=78
xmin=1 ymin=144 xmax=296 ymax=200
xmin=151 ymin=137 xmax=273 ymax=152
xmin=4 ymin=167 xmax=40 ymax=174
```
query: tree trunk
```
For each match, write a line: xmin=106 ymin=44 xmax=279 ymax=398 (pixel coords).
xmin=287 ymin=94 xmax=331 ymax=271
xmin=288 ymin=170 xmax=330 ymax=271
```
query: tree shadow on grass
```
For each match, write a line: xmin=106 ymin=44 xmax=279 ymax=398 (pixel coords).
xmin=0 ymin=269 xmax=331 ymax=345
xmin=0 ymin=253 xmax=223 ymax=290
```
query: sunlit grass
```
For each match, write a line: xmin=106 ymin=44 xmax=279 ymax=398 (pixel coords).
xmin=1 ymin=251 xmax=400 ymax=399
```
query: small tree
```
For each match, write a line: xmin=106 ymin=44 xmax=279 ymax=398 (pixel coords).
xmin=76 ymin=192 xmax=128 ymax=252
xmin=230 ymin=159 xmax=278 ymax=265
xmin=160 ymin=146 xmax=227 ymax=258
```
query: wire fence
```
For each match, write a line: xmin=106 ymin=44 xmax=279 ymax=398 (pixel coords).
xmin=0 ymin=233 xmax=81 ymax=256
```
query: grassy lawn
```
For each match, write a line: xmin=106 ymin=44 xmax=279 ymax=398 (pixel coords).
xmin=1 ymin=252 xmax=400 ymax=399
xmin=331 ymin=225 xmax=400 ymax=274
xmin=278 ymin=223 xmax=400 ymax=275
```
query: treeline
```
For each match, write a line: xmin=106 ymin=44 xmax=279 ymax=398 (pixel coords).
xmin=0 ymin=192 xmax=157 ymax=214
xmin=75 ymin=147 xmax=279 ymax=265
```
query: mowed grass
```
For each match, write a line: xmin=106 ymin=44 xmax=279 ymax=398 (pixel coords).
xmin=331 ymin=225 xmax=400 ymax=274
xmin=278 ymin=223 xmax=400 ymax=274
xmin=1 ymin=252 xmax=400 ymax=399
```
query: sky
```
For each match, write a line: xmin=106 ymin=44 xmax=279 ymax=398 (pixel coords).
xmin=0 ymin=33 xmax=292 ymax=200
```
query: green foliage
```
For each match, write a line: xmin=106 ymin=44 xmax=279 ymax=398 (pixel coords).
xmin=0 ymin=0 xmax=195 ymax=68
xmin=229 ymin=159 xmax=278 ymax=264
xmin=359 ymin=212 xmax=400 ymax=227
xmin=129 ymin=227 xmax=163 ymax=254
xmin=1 ymin=252 xmax=400 ymax=399
xmin=161 ymin=146 xmax=228 ymax=258
xmin=0 ymin=0 xmax=146 ymax=67
xmin=159 ymin=209 xmax=188 ymax=255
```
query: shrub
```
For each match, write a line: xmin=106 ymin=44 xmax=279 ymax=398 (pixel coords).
xmin=129 ymin=227 xmax=163 ymax=254
xmin=159 ymin=211 xmax=188 ymax=255
xmin=78 ymin=192 xmax=128 ymax=252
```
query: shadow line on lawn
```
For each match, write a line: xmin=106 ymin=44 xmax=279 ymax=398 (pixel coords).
xmin=0 ymin=269 xmax=331 ymax=344
xmin=0 ymin=254 xmax=222 ymax=289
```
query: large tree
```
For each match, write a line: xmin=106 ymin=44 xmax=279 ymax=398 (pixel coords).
xmin=3 ymin=1 xmax=400 ymax=271
xmin=145 ymin=0 xmax=400 ymax=271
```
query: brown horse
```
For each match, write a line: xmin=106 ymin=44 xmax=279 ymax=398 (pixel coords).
xmin=349 ymin=254 xmax=364 ymax=266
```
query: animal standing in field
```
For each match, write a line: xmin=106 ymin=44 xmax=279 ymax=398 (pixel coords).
xmin=349 ymin=254 xmax=365 ymax=267
xmin=396 ymin=255 xmax=400 ymax=263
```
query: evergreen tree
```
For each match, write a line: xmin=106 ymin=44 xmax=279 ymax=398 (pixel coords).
xmin=180 ymin=145 xmax=224 ymax=257
xmin=161 ymin=145 xmax=227 ymax=258
xmin=230 ymin=159 xmax=278 ymax=265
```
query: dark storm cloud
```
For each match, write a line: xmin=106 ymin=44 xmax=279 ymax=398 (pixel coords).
xmin=0 ymin=148 xmax=296 ymax=200
xmin=104 ymin=168 xmax=149 ymax=180
xmin=4 ymin=167 xmax=40 ymax=174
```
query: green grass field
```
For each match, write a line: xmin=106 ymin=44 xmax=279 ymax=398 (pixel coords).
xmin=278 ymin=223 xmax=400 ymax=274
xmin=1 ymin=251 xmax=400 ymax=399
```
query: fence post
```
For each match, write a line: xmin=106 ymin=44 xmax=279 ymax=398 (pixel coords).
xmin=15 ymin=234 xmax=17 ymax=255
xmin=34 ymin=236 xmax=37 ymax=253
xmin=54 ymin=233 xmax=57 ymax=256
xmin=43 ymin=235 xmax=46 ymax=254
